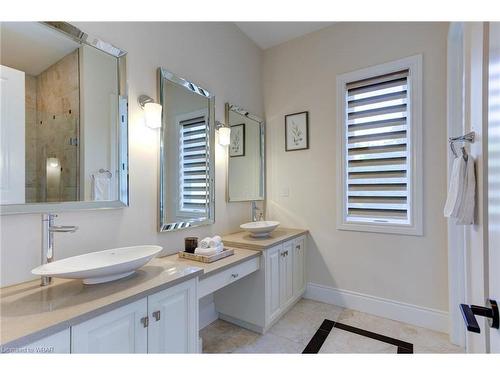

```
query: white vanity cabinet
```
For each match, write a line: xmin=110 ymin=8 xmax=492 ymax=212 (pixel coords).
xmin=267 ymin=237 xmax=304 ymax=322
xmin=266 ymin=245 xmax=282 ymax=322
xmin=215 ymin=234 xmax=307 ymax=333
xmin=292 ymin=236 xmax=306 ymax=296
xmin=16 ymin=329 xmax=70 ymax=354
xmin=69 ymin=278 xmax=197 ymax=353
xmin=279 ymin=240 xmax=295 ymax=309
xmin=71 ymin=299 xmax=148 ymax=353
xmin=147 ymin=278 xmax=198 ymax=353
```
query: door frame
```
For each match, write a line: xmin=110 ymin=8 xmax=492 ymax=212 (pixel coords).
xmin=447 ymin=22 xmax=491 ymax=353
xmin=447 ymin=22 xmax=467 ymax=348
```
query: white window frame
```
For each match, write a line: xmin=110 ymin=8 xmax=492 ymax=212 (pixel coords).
xmin=336 ymin=55 xmax=423 ymax=236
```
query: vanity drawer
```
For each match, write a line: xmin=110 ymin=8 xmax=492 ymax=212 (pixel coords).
xmin=198 ymin=256 xmax=260 ymax=298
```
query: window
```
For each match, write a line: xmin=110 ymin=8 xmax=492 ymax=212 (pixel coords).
xmin=178 ymin=111 xmax=209 ymax=217
xmin=336 ymin=55 xmax=422 ymax=235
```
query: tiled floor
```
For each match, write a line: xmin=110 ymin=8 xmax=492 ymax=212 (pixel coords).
xmin=200 ymin=298 xmax=464 ymax=354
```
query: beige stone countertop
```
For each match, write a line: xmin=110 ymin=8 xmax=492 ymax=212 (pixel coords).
xmin=161 ymin=247 xmax=261 ymax=279
xmin=0 ymin=258 xmax=203 ymax=348
xmin=222 ymin=228 xmax=308 ymax=251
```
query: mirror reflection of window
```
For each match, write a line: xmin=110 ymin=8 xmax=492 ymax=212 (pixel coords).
xmin=178 ymin=111 xmax=209 ymax=217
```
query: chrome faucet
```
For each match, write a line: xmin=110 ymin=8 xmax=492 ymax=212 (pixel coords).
xmin=251 ymin=201 xmax=264 ymax=222
xmin=41 ymin=213 xmax=78 ymax=286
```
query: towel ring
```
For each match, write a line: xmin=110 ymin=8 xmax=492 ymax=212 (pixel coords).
xmin=91 ymin=169 xmax=112 ymax=179
xmin=99 ymin=168 xmax=112 ymax=178
xmin=449 ymin=131 xmax=475 ymax=160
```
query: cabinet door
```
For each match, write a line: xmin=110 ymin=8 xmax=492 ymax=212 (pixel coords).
xmin=280 ymin=241 xmax=294 ymax=308
xmin=266 ymin=245 xmax=281 ymax=322
xmin=15 ymin=329 xmax=70 ymax=354
xmin=71 ymin=299 xmax=148 ymax=353
xmin=293 ymin=236 xmax=305 ymax=296
xmin=147 ymin=278 xmax=198 ymax=353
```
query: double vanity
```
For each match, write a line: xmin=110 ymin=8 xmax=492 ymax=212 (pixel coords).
xmin=0 ymin=229 xmax=307 ymax=353
xmin=0 ymin=22 xmax=304 ymax=354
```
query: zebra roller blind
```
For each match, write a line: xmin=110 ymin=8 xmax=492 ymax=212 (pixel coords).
xmin=344 ymin=69 xmax=410 ymax=224
xmin=179 ymin=115 xmax=209 ymax=214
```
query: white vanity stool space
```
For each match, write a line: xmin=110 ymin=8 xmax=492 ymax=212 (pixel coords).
xmin=162 ymin=228 xmax=307 ymax=337
xmin=216 ymin=228 xmax=308 ymax=334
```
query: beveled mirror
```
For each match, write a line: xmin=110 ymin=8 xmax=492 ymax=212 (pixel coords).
xmin=226 ymin=103 xmax=265 ymax=202
xmin=158 ymin=68 xmax=215 ymax=232
xmin=0 ymin=22 xmax=129 ymax=214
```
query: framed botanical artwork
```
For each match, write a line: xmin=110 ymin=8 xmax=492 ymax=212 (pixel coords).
xmin=285 ymin=111 xmax=309 ymax=151
xmin=229 ymin=123 xmax=245 ymax=157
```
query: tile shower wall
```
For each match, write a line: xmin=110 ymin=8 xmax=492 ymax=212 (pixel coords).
xmin=27 ymin=49 xmax=80 ymax=202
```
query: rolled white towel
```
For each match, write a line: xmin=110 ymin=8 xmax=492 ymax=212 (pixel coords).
xmin=215 ymin=243 xmax=224 ymax=254
xmin=194 ymin=247 xmax=217 ymax=256
xmin=209 ymin=235 xmax=222 ymax=248
xmin=199 ymin=237 xmax=212 ymax=249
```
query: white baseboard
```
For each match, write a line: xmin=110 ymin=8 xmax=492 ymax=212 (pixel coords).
xmin=199 ymin=300 xmax=219 ymax=329
xmin=305 ymin=282 xmax=449 ymax=333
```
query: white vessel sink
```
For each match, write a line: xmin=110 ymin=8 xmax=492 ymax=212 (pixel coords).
xmin=32 ymin=245 xmax=163 ymax=285
xmin=240 ymin=221 xmax=280 ymax=238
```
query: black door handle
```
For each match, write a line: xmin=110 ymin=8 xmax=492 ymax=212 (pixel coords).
xmin=459 ymin=299 xmax=499 ymax=334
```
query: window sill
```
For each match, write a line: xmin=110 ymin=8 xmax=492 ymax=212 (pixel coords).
xmin=336 ymin=221 xmax=423 ymax=236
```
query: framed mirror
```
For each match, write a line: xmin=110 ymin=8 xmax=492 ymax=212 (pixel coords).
xmin=0 ymin=22 xmax=129 ymax=214
xmin=226 ymin=103 xmax=265 ymax=202
xmin=158 ymin=68 xmax=215 ymax=232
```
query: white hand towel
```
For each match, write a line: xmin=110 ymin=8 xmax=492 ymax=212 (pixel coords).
xmin=194 ymin=247 xmax=217 ymax=256
xmin=209 ymin=235 xmax=222 ymax=248
xmin=199 ymin=237 xmax=212 ymax=249
xmin=215 ymin=243 xmax=224 ymax=254
xmin=194 ymin=243 xmax=224 ymax=256
xmin=92 ymin=175 xmax=111 ymax=201
xmin=444 ymin=156 xmax=466 ymax=218
xmin=457 ymin=156 xmax=476 ymax=225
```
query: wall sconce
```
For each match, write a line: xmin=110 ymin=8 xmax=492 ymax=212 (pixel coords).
xmin=138 ymin=95 xmax=162 ymax=129
xmin=47 ymin=157 xmax=60 ymax=168
xmin=216 ymin=121 xmax=231 ymax=146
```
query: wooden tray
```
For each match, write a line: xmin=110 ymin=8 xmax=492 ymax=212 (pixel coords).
xmin=178 ymin=248 xmax=235 ymax=263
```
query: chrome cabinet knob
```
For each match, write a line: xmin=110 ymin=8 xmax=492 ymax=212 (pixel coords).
xmin=140 ymin=316 xmax=149 ymax=328
xmin=152 ymin=310 xmax=161 ymax=321
xmin=231 ymin=273 xmax=239 ymax=278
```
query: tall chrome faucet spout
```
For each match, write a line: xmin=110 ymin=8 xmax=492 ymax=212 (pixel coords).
xmin=251 ymin=201 xmax=264 ymax=222
xmin=41 ymin=213 xmax=78 ymax=286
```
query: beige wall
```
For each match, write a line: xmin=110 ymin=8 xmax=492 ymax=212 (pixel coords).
xmin=0 ymin=22 xmax=263 ymax=287
xmin=263 ymin=22 xmax=449 ymax=311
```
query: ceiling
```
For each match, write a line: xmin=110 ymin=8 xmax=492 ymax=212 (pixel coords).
xmin=0 ymin=22 xmax=79 ymax=76
xmin=235 ymin=22 xmax=335 ymax=50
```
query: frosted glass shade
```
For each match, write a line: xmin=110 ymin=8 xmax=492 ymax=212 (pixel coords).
xmin=218 ymin=126 xmax=231 ymax=146
xmin=144 ymin=102 xmax=162 ymax=129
